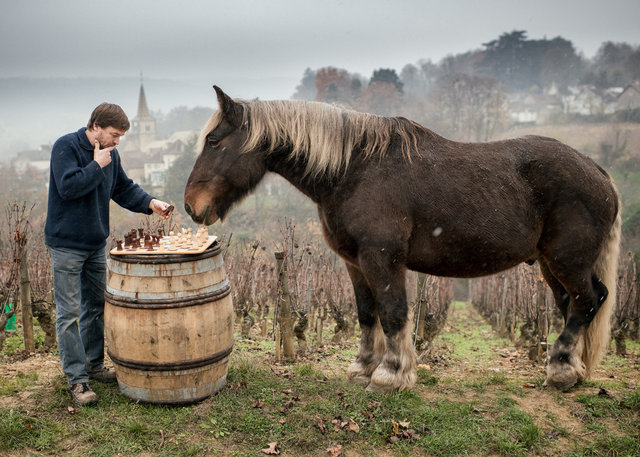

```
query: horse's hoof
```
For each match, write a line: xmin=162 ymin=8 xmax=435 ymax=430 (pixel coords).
xmin=350 ymin=374 xmax=371 ymax=386
xmin=368 ymin=365 xmax=416 ymax=392
xmin=546 ymin=361 xmax=582 ymax=391
xmin=347 ymin=362 xmax=372 ymax=386
xmin=365 ymin=381 xmax=395 ymax=393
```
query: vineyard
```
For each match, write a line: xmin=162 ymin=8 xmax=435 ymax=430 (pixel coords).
xmin=1 ymin=200 xmax=639 ymax=371
xmin=0 ymin=201 xmax=639 ymax=456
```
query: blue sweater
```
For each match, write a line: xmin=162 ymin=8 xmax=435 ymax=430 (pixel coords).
xmin=45 ymin=127 xmax=154 ymax=250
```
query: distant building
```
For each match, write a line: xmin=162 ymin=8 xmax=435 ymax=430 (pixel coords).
xmin=119 ymin=80 xmax=197 ymax=193
xmin=617 ymin=80 xmax=640 ymax=111
xmin=125 ymin=82 xmax=157 ymax=152
xmin=12 ymin=144 xmax=51 ymax=175
xmin=508 ymin=92 xmax=562 ymax=124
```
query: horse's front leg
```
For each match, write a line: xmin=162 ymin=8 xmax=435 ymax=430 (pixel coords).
xmin=345 ymin=264 xmax=385 ymax=386
xmin=357 ymin=247 xmax=416 ymax=392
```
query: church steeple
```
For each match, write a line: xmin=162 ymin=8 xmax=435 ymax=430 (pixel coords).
xmin=128 ymin=76 xmax=156 ymax=151
xmin=137 ymin=82 xmax=151 ymax=118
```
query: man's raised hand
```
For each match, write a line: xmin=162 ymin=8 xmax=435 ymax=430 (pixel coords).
xmin=94 ymin=141 xmax=114 ymax=168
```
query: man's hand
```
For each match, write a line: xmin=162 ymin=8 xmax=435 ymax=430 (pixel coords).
xmin=149 ymin=199 xmax=174 ymax=219
xmin=94 ymin=142 xmax=114 ymax=168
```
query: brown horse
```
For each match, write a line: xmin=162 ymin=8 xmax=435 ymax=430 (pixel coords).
xmin=184 ymin=86 xmax=621 ymax=392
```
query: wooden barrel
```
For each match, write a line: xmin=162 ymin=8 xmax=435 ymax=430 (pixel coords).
xmin=104 ymin=241 xmax=233 ymax=404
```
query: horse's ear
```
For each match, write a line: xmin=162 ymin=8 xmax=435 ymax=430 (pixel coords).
xmin=213 ymin=85 xmax=243 ymax=127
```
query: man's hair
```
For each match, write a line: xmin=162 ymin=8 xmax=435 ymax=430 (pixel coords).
xmin=87 ymin=103 xmax=131 ymax=131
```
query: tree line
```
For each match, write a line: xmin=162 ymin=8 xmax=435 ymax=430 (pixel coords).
xmin=291 ymin=31 xmax=640 ymax=142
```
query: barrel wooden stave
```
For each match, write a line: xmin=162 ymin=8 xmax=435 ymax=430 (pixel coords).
xmin=105 ymin=244 xmax=233 ymax=404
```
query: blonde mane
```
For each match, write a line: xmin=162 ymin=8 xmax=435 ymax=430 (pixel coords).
xmin=198 ymin=99 xmax=425 ymax=177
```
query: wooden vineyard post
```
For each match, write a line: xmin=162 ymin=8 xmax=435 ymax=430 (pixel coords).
xmin=498 ymin=275 xmax=509 ymax=337
xmin=19 ymin=239 xmax=35 ymax=352
xmin=536 ymin=278 xmax=548 ymax=363
xmin=316 ymin=304 xmax=326 ymax=346
xmin=415 ymin=273 xmax=428 ymax=341
xmin=275 ymin=327 xmax=282 ymax=362
xmin=274 ymin=251 xmax=295 ymax=361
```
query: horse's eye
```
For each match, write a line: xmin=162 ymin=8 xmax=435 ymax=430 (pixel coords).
xmin=207 ymin=138 xmax=221 ymax=148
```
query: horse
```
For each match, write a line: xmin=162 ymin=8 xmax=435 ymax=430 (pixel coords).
xmin=184 ymin=86 xmax=621 ymax=392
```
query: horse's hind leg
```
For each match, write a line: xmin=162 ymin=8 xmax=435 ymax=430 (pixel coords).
xmin=345 ymin=264 xmax=385 ymax=386
xmin=355 ymin=248 xmax=416 ymax=392
xmin=539 ymin=259 xmax=570 ymax=321
xmin=542 ymin=259 xmax=608 ymax=391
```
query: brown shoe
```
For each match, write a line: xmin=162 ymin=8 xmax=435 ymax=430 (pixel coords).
xmin=70 ymin=383 xmax=98 ymax=406
xmin=88 ymin=366 xmax=117 ymax=383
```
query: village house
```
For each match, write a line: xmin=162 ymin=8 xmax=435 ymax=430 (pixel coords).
xmin=11 ymin=144 xmax=51 ymax=176
xmin=562 ymin=85 xmax=620 ymax=116
xmin=617 ymin=79 xmax=640 ymax=111
xmin=508 ymin=91 xmax=562 ymax=125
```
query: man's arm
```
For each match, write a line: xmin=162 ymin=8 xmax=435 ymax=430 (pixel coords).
xmin=51 ymin=139 xmax=105 ymax=200
xmin=111 ymin=155 xmax=171 ymax=219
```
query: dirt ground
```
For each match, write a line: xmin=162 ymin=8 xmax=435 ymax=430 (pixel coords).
xmin=1 ymin=302 xmax=639 ymax=457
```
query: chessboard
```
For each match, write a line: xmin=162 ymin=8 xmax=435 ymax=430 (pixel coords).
xmin=110 ymin=227 xmax=217 ymax=255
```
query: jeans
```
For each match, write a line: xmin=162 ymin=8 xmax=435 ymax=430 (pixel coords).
xmin=49 ymin=246 xmax=107 ymax=385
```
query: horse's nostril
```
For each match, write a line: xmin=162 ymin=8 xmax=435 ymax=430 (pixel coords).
xmin=184 ymin=203 xmax=192 ymax=216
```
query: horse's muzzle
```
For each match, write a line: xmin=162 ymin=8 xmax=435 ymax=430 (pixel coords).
xmin=184 ymin=203 xmax=217 ymax=226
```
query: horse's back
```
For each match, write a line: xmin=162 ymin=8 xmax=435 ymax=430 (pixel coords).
xmin=394 ymin=134 xmax=616 ymax=277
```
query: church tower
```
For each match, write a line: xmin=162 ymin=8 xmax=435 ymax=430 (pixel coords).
xmin=129 ymin=80 xmax=156 ymax=151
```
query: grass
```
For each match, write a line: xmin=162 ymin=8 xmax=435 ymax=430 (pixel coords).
xmin=1 ymin=301 xmax=639 ymax=456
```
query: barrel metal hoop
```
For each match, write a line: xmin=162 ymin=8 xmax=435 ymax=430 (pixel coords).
xmin=105 ymin=283 xmax=231 ymax=309
xmin=109 ymin=241 xmax=222 ymax=264
xmin=108 ymin=344 xmax=233 ymax=371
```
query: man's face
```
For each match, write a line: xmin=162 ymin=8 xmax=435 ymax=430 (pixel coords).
xmin=94 ymin=125 xmax=126 ymax=148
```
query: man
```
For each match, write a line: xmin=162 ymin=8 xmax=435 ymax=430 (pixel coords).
xmin=45 ymin=103 xmax=172 ymax=406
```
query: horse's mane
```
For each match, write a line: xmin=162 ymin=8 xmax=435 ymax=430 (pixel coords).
xmin=198 ymin=99 xmax=426 ymax=177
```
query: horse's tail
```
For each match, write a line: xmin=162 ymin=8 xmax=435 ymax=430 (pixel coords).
xmin=583 ymin=180 xmax=622 ymax=376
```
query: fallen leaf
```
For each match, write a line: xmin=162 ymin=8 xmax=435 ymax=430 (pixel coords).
xmin=326 ymin=444 xmax=343 ymax=456
xmin=233 ymin=381 xmax=248 ymax=390
xmin=344 ymin=418 xmax=360 ymax=433
xmin=523 ymin=383 xmax=536 ymax=388
xmin=317 ymin=420 xmax=328 ymax=434
xmin=280 ymin=399 xmax=297 ymax=413
xmin=252 ymin=400 xmax=265 ymax=408
xmin=598 ymin=388 xmax=612 ymax=397
xmin=67 ymin=406 xmax=77 ymax=415
xmin=261 ymin=442 xmax=280 ymax=455
xmin=281 ymin=389 xmax=294 ymax=395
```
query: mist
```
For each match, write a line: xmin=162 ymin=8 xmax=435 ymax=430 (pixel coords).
xmin=1 ymin=0 xmax=639 ymax=160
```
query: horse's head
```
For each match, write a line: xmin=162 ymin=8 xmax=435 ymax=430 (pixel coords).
xmin=184 ymin=86 xmax=267 ymax=225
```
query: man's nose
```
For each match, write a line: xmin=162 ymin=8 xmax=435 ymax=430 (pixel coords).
xmin=114 ymin=137 xmax=120 ymax=145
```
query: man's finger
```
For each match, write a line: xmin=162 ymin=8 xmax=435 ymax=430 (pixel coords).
xmin=94 ymin=141 xmax=100 ymax=152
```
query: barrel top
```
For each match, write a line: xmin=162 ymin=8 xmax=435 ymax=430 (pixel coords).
xmin=109 ymin=240 xmax=222 ymax=264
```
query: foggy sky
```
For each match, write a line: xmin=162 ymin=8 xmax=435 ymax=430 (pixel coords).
xmin=2 ymin=0 xmax=639 ymax=100
xmin=1 ymin=0 xmax=639 ymax=158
